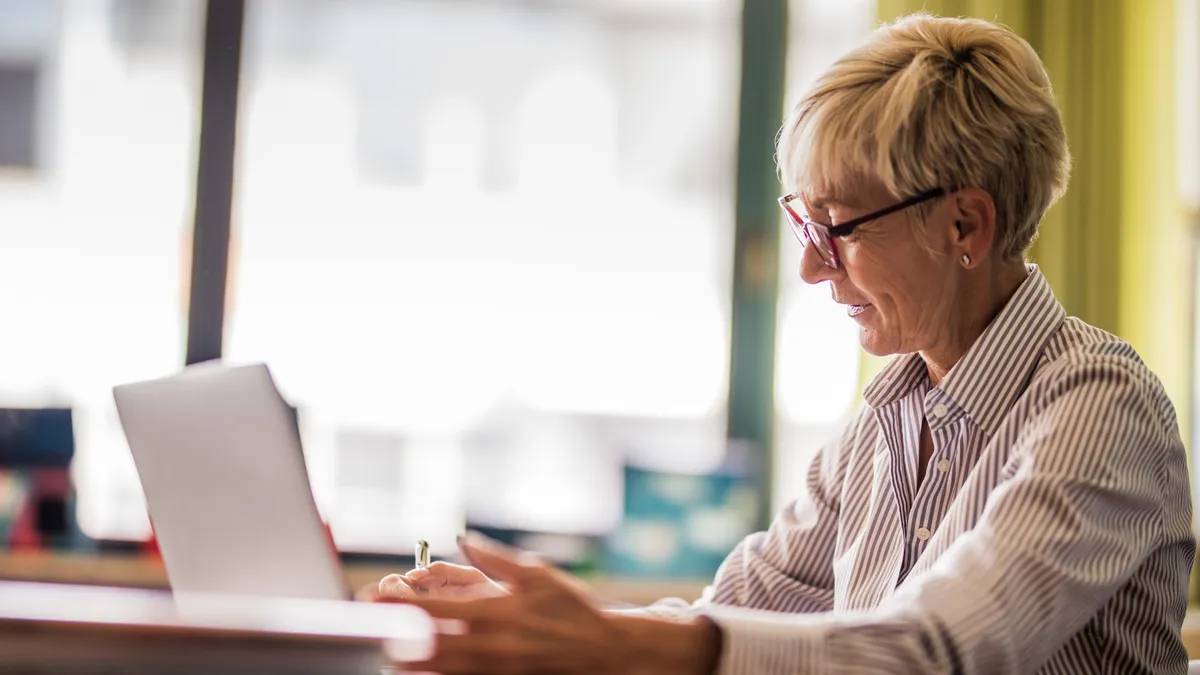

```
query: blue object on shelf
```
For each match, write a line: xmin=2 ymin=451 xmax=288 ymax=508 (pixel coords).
xmin=603 ymin=443 xmax=759 ymax=578
xmin=0 ymin=408 xmax=74 ymax=469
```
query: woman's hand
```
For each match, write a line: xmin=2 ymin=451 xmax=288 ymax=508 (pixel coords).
xmin=385 ymin=533 xmax=721 ymax=675
xmin=376 ymin=560 xmax=510 ymax=601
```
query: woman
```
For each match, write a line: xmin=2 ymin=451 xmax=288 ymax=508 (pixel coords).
xmin=375 ymin=13 xmax=1195 ymax=674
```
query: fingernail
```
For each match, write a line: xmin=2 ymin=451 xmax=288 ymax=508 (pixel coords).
xmin=408 ymin=568 xmax=429 ymax=580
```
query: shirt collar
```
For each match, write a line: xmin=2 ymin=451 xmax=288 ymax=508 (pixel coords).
xmin=862 ymin=265 xmax=1065 ymax=436
xmin=862 ymin=351 xmax=928 ymax=410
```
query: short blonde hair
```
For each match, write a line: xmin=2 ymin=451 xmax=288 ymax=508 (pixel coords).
xmin=778 ymin=13 xmax=1071 ymax=260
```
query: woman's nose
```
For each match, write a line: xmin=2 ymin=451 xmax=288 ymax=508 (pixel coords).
xmin=799 ymin=240 xmax=843 ymax=285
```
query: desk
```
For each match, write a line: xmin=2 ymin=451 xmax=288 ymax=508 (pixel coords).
xmin=0 ymin=552 xmax=708 ymax=607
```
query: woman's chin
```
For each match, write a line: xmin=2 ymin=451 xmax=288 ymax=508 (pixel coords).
xmin=857 ymin=328 xmax=898 ymax=357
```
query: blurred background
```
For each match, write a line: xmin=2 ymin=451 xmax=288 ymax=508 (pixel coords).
xmin=0 ymin=0 xmax=1195 ymax=599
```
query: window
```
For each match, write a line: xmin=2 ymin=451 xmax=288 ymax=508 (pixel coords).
xmin=0 ymin=0 xmax=205 ymax=541
xmin=227 ymin=0 xmax=741 ymax=554
xmin=0 ymin=0 xmax=871 ymax=558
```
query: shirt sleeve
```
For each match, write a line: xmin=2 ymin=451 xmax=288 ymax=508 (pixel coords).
xmin=700 ymin=406 xmax=871 ymax=615
xmin=701 ymin=355 xmax=1191 ymax=674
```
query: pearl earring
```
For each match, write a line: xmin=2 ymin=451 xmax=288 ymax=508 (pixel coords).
xmin=960 ymin=253 xmax=971 ymax=266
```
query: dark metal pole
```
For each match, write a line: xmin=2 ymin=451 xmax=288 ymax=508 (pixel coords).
xmin=185 ymin=0 xmax=245 ymax=365
xmin=726 ymin=0 xmax=788 ymax=528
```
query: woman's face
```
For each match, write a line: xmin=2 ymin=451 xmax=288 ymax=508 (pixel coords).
xmin=798 ymin=179 xmax=962 ymax=357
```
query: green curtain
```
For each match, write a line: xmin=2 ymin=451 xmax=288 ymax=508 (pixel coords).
xmin=869 ymin=0 xmax=1193 ymax=596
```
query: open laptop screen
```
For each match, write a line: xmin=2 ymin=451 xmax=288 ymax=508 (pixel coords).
xmin=114 ymin=363 xmax=347 ymax=602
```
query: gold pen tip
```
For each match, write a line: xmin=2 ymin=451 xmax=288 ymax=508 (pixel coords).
xmin=417 ymin=539 xmax=428 ymax=548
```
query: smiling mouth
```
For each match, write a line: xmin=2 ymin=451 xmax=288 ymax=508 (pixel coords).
xmin=847 ymin=304 xmax=872 ymax=317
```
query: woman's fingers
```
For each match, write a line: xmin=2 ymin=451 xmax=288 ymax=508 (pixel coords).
xmin=409 ymin=561 xmax=490 ymax=589
xmin=457 ymin=532 xmax=532 ymax=585
xmin=377 ymin=573 xmax=417 ymax=598
xmin=375 ymin=561 xmax=510 ymax=602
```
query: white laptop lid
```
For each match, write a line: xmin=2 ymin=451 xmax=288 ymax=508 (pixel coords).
xmin=114 ymin=363 xmax=347 ymax=602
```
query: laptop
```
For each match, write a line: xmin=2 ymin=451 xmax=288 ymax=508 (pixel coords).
xmin=113 ymin=363 xmax=349 ymax=604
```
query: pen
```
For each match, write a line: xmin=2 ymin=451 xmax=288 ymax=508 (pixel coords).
xmin=414 ymin=539 xmax=430 ymax=596
xmin=415 ymin=539 xmax=430 ymax=571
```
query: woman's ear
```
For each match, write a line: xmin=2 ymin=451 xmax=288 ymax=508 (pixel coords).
xmin=951 ymin=188 xmax=996 ymax=267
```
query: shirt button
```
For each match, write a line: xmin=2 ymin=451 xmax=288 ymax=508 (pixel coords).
xmin=915 ymin=527 xmax=932 ymax=541
xmin=932 ymin=403 xmax=949 ymax=419
xmin=936 ymin=459 xmax=951 ymax=473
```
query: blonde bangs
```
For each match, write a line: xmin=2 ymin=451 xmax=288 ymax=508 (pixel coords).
xmin=779 ymin=90 xmax=876 ymax=203
xmin=779 ymin=81 xmax=929 ymax=208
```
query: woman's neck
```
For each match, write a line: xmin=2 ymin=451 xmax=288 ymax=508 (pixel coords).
xmin=922 ymin=261 xmax=1029 ymax=387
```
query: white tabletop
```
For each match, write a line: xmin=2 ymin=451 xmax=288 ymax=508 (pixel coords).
xmin=0 ymin=581 xmax=433 ymax=673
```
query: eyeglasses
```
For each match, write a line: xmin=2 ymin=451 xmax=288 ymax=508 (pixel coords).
xmin=778 ymin=188 xmax=946 ymax=268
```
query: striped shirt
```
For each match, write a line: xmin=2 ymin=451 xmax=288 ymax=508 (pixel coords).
xmin=693 ymin=266 xmax=1195 ymax=674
